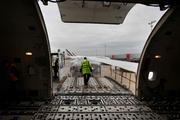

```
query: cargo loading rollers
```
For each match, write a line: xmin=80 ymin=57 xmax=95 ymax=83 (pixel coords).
xmin=1 ymin=57 xmax=179 ymax=120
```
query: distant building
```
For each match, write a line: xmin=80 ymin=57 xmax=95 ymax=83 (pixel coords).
xmin=110 ymin=53 xmax=140 ymax=62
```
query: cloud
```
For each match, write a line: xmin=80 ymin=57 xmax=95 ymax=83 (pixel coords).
xmin=39 ymin=2 xmax=165 ymax=56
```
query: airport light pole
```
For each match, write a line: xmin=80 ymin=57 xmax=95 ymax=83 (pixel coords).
xmin=104 ymin=44 xmax=107 ymax=57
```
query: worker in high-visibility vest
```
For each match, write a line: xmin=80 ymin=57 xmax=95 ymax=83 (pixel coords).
xmin=80 ymin=57 xmax=92 ymax=86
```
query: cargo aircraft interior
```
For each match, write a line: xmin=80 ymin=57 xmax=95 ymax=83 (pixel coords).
xmin=0 ymin=0 xmax=179 ymax=120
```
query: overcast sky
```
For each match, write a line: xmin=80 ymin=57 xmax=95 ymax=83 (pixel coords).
xmin=39 ymin=2 xmax=165 ymax=56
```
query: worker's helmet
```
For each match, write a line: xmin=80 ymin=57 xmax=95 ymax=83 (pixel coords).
xmin=84 ymin=57 xmax=87 ymax=59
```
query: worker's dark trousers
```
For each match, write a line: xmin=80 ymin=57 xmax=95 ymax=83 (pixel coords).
xmin=83 ymin=74 xmax=90 ymax=86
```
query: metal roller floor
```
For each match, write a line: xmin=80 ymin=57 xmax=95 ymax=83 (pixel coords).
xmin=0 ymin=77 xmax=179 ymax=120
xmin=57 ymin=77 xmax=131 ymax=95
xmin=32 ymin=77 xmax=179 ymax=120
xmin=33 ymin=94 xmax=163 ymax=120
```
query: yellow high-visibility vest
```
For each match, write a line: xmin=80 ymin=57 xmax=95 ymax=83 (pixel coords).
xmin=80 ymin=59 xmax=92 ymax=75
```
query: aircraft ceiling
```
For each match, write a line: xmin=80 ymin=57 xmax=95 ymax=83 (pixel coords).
xmin=57 ymin=1 xmax=134 ymax=24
